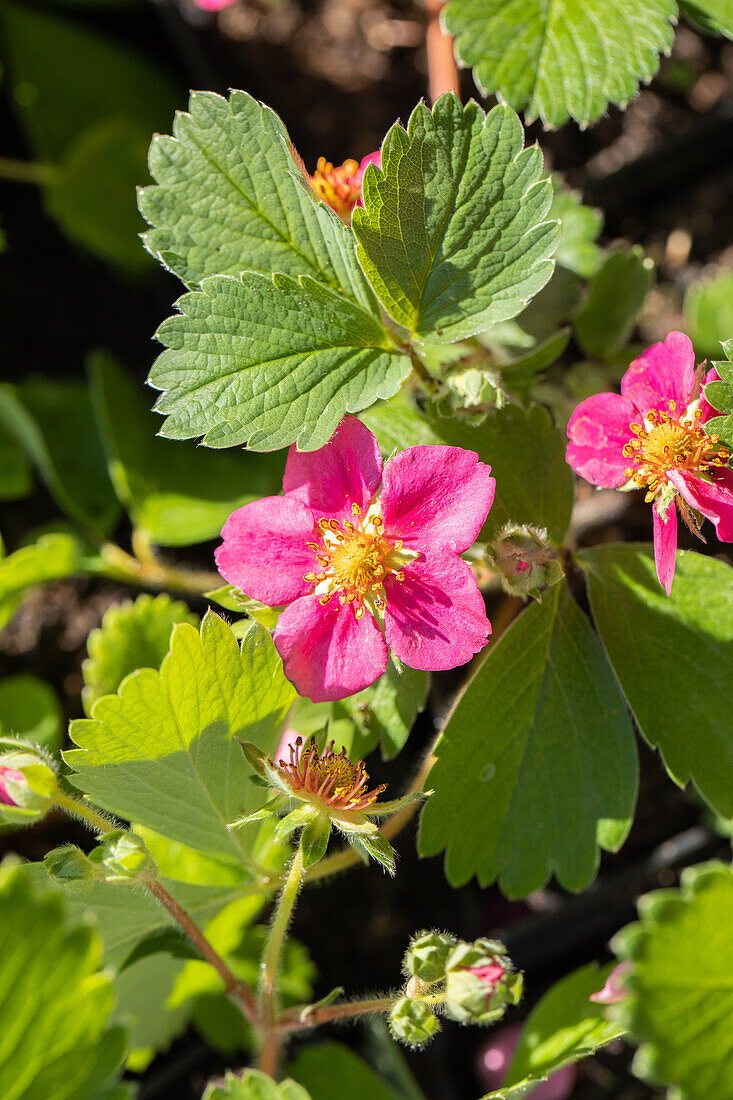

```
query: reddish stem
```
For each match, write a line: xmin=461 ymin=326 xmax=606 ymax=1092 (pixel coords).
xmin=425 ymin=0 xmax=460 ymax=102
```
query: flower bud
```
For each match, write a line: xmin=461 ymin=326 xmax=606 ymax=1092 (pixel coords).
xmin=88 ymin=830 xmax=155 ymax=884
xmin=0 ymin=746 xmax=58 ymax=826
xmin=490 ymin=524 xmax=563 ymax=599
xmin=389 ymin=996 xmax=440 ymax=1047
xmin=444 ymin=939 xmax=522 ymax=1025
xmin=404 ymin=930 xmax=456 ymax=984
xmin=44 ymin=844 xmax=96 ymax=891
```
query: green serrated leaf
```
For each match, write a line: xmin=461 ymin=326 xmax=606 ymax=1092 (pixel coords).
xmin=580 ymin=544 xmax=733 ymax=817
xmin=353 ymin=94 xmax=557 ymax=343
xmin=680 ymin=0 xmax=733 ymax=37
xmin=89 ymin=352 xmax=284 ymax=545
xmin=204 ymin=1070 xmax=312 ymax=1100
xmin=0 ymin=862 xmax=126 ymax=1100
xmin=82 ymin=593 xmax=198 ymax=715
xmin=65 ymin=613 xmax=295 ymax=863
xmin=0 ymin=533 xmax=94 ymax=617
xmin=550 ymin=176 xmax=603 ymax=278
xmin=574 ymin=248 xmax=655 ymax=362
xmin=684 ymin=274 xmax=733 ymax=361
xmin=444 ymin=0 xmax=676 ymax=129
xmin=139 ymin=88 xmax=374 ymax=306
xmin=0 ymin=381 xmax=120 ymax=535
xmin=418 ymin=584 xmax=638 ymax=897
xmin=150 ymin=271 xmax=409 ymax=452
xmin=613 ymin=861 xmax=733 ymax=1099
xmin=482 ymin=963 xmax=625 ymax=1098
xmin=0 ymin=674 xmax=63 ymax=751
xmin=289 ymin=1041 xmax=403 ymax=1100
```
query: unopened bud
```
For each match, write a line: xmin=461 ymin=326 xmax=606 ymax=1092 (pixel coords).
xmin=0 ymin=745 xmax=58 ymax=826
xmin=490 ymin=524 xmax=563 ymax=599
xmin=44 ymin=844 xmax=95 ymax=890
xmin=404 ymin=930 xmax=456 ymax=983
xmin=89 ymin=830 xmax=155 ymax=884
xmin=389 ymin=996 xmax=440 ymax=1046
xmin=444 ymin=939 xmax=522 ymax=1025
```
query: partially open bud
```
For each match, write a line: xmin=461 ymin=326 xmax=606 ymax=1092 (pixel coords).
xmin=389 ymin=995 xmax=440 ymax=1047
xmin=88 ymin=830 xmax=155 ymax=884
xmin=589 ymin=962 xmax=631 ymax=1005
xmin=0 ymin=744 xmax=58 ymax=826
xmin=444 ymin=939 xmax=522 ymax=1025
xmin=44 ymin=844 xmax=96 ymax=891
xmin=404 ymin=930 xmax=456 ymax=984
xmin=490 ymin=523 xmax=564 ymax=599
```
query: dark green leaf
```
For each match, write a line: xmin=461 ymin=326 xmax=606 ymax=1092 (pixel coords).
xmin=680 ymin=0 xmax=733 ymax=37
xmin=289 ymin=1041 xmax=402 ymax=1100
xmin=0 ymin=674 xmax=63 ymax=751
xmin=574 ymin=248 xmax=654 ymax=362
xmin=333 ymin=662 xmax=430 ymax=760
xmin=0 ymin=422 xmax=32 ymax=501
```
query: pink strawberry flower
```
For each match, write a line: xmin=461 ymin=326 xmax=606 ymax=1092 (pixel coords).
xmin=566 ymin=331 xmax=733 ymax=594
xmin=216 ymin=415 xmax=494 ymax=701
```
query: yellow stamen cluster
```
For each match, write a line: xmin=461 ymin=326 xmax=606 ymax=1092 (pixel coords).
xmin=622 ymin=403 xmax=730 ymax=503
xmin=309 ymin=157 xmax=361 ymax=219
xmin=304 ymin=504 xmax=406 ymax=620
xmin=278 ymin=736 xmax=386 ymax=811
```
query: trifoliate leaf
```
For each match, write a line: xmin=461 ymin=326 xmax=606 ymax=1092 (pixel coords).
xmin=443 ymin=0 xmax=676 ymax=129
xmin=0 ymin=674 xmax=63 ymax=751
xmin=684 ymin=273 xmax=733 ymax=360
xmin=482 ymin=963 xmax=625 ymax=1098
xmin=81 ymin=593 xmax=197 ymax=715
xmin=574 ymin=247 xmax=655 ymax=362
xmin=580 ymin=545 xmax=733 ymax=817
xmin=289 ymin=1041 xmax=403 ymax=1100
xmin=89 ymin=353 xmax=283 ymax=545
xmin=150 ymin=272 xmax=410 ymax=452
xmin=65 ymin=613 xmax=295 ymax=863
xmin=612 ymin=861 xmax=733 ymax=1099
xmin=204 ymin=1071 xmax=311 ymax=1100
xmin=140 ymin=89 xmax=374 ymax=307
xmin=680 ymin=0 xmax=733 ymax=37
xmin=0 ymin=381 xmax=120 ymax=535
xmin=550 ymin=176 xmax=603 ymax=278
xmin=353 ymin=94 xmax=558 ymax=343
xmin=0 ymin=862 xmax=127 ymax=1100
xmin=418 ymin=584 xmax=638 ymax=897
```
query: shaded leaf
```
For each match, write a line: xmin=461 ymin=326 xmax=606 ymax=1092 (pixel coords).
xmin=0 ymin=423 xmax=32 ymax=502
xmin=574 ymin=248 xmax=654 ymax=363
xmin=685 ymin=273 xmax=733 ymax=360
xmin=680 ymin=0 xmax=733 ymax=37
xmin=0 ymin=674 xmax=63 ymax=751
xmin=289 ymin=1041 xmax=402 ymax=1100
xmin=550 ymin=176 xmax=603 ymax=278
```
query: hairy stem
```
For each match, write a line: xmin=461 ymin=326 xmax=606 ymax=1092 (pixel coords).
xmin=54 ymin=791 xmax=116 ymax=835
xmin=100 ymin=540 xmax=221 ymax=596
xmin=258 ymin=844 xmax=305 ymax=1075
xmin=424 ymin=0 xmax=460 ymax=102
xmin=276 ymin=995 xmax=396 ymax=1033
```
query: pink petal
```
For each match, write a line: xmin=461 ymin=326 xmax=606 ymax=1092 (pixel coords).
xmin=589 ymin=962 xmax=631 ymax=1005
xmin=216 ymin=495 xmax=316 ymax=606
xmin=193 ymin=0 xmax=237 ymax=9
xmin=621 ymin=332 xmax=696 ymax=418
xmin=274 ymin=595 xmax=389 ymax=702
xmin=354 ymin=151 xmax=382 ymax=207
xmin=566 ymin=392 xmax=637 ymax=488
xmin=383 ymin=553 xmax=490 ymax=670
xmin=669 ymin=467 xmax=733 ymax=542
xmin=652 ymin=502 xmax=678 ymax=596
xmin=698 ymin=365 xmax=721 ymax=424
xmin=380 ymin=446 xmax=495 ymax=553
xmin=283 ymin=415 xmax=383 ymax=523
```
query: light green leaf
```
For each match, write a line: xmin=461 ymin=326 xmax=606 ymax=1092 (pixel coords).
xmin=140 ymin=88 xmax=374 ymax=307
xmin=0 ymin=381 xmax=120 ymax=535
xmin=204 ymin=1071 xmax=312 ymax=1100
xmin=0 ymin=533 xmax=93 ymax=607
xmin=289 ymin=1041 xmax=402 ymax=1100
xmin=483 ymin=963 xmax=625 ymax=1098
xmin=444 ymin=0 xmax=676 ymax=129
xmin=580 ymin=544 xmax=733 ymax=817
xmin=150 ymin=272 xmax=409 ymax=452
xmin=684 ymin=272 xmax=733 ymax=360
xmin=353 ymin=94 xmax=557 ymax=343
xmin=0 ymin=862 xmax=126 ymax=1100
xmin=419 ymin=584 xmax=638 ymax=897
xmin=65 ymin=612 xmax=295 ymax=863
xmin=681 ymin=0 xmax=733 ymax=37
xmin=574 ymin=248 xmax=655 ymax=362
xmin=0 ymin=674 xmax=63 ymax=751
xmin=550 ymin=176 xmax=603 ymax=278
xmin=89 ymin=353 xmax=283 ymax=544
xmin=0 ymin=422 xmax=32 ymax=501
xmin=612 ymin=861 xmax=733 ymax=1099
xmin=81 ymin=593 xmax=197 ymax=714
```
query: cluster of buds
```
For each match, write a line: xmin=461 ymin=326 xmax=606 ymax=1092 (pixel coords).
xmin=233 ymin=735 xmax=426 ymax=873
xmin=45 ymin=830 xmax=155 ymax=891
xmin=0 ymin=740 xmax=58 ymax=827
xmin=489 ymin=523 xmax=564 ymax=599
xmin=389 ymin=931 xmax=523 ymax=1047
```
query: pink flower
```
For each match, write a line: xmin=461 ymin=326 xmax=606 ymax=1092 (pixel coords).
xmin=191 ymin=0 xmax=237 ymax=10
xmin=309 ymin=151 xmax=381 ymax=221
xmin=216 ymin=415 xmax=494 ymax=701
xmin=566 ymin=331 xmax=733 ymax=594
xmin=0 ymin=766 xmax=24 ymax=808
xmin=589 ymin=962 xmax=631 ymax=1005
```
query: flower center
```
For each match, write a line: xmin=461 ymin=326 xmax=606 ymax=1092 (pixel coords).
xmin=278 ymin=736 xmax=386 ymax=810
xmin=309 ymin=157 xmax=362 ymax=219
xmin=304 ymin=505 xmax=412 ymax=620
xmin=622 ymin=403 xmax=730 ymax=502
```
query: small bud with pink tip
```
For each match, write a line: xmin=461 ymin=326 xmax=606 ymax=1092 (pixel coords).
xmin=0 ymin=741 xmax=58 ymax=826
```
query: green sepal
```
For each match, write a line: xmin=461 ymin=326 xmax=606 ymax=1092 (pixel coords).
xmin=228 ymin=795 xmax=287 ymax=831
xmin=238 ymin=741 xmax=269 ymax=779
xmin=363 ymin=790 xmax=430 ymax=818
xmin=388 ymin=996 xmax=440 ymax=1047
xmin=300 ymin=813 xmax=332 ymax=869
xmin=275 ymin=804 xmax=318 ymax=842
xmin=350 ymin=832 xmax=396 ymax=876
